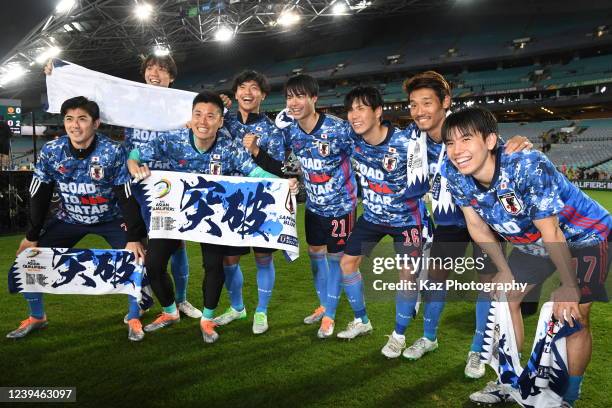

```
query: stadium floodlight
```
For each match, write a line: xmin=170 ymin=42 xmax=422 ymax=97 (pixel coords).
xmin=56 ymin=0 xmax=76 ymax=14
xmin=331 ymin=2 xmax=348 ymax=15
xmin=277 ymin=10 xmax=300 ymax=27
xmin=35 ymin=46 xmax=62 ymax=64
xmin=214 ymin=26 xmax=234 ymax=42
xmin=601 ymin=86 xmax=607 ymax=93
xmin=0 ymin=65 xmax=28 ymax=87
xmin=153 ymin=45 xmax=170 ymax=56
xmin=134 ymin=3 xmax=153 ymax=20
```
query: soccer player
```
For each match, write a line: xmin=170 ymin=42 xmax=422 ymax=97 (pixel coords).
xmin=277 ymin=74 xmax=358 ymax=332
xmin=7 ymin=96 xmax=147 ymax=341
xmin=330 ymin=86 xmax=430 ymax=352
xmin=213 ymin=70 xmax=286 ymax=334
xmin=403 ymin=71 xmax=531 ymax=375
xmin=123 ymin=54 xmax=200 ymax=320
xmin=128 ymin=91 xmax=293 ymax=343
xmin=441 ymin=106 xmax=611 ymax=407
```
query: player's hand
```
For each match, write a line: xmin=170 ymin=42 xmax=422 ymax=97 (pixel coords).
xmin=504 ymin=135 xmax=532 ymax=153
xmin=43 ymin=60 xmax=53 ymax=75
xmin=491 ymin=269 xmax=514 ymax=300
xmin=125 ymin=241 xmax=146 ymax=265
xmin=128 ymin=160 xmax=151 ymax=181
xmin=243 ymin=133 xmax=260 ymax=157
xmin=551 ymin=285 xmax=582 ymax=326
xmin=17 ymin=238 xmax=38 ymax=256
xmin=288 ymin=178 xmax=299 ymax=195
xmin=220 ymin=94 xmax=232 ymax=109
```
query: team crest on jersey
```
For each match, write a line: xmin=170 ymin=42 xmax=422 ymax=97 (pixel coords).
xmin=383 ymin=154 xmax=397 ymax=171
xmin=210 ymin=161 xmax=222 ymax=175
xmin=89 ymin=157 xmax=104 ymax=181
xmin=318 ymin=141 xmax=330 ymax=157
xmin=498 ymin=191 xmax=523 ymax=215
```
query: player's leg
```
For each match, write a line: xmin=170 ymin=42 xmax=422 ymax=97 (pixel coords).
xmin=199 ymin=243 xmax=227 ymax=343
xmin=7 ymin=219 xmax=85 ymax=339
xmin=172 ymin=240 xmax=201 ymax=318
xmin=319 ymin=210 xmax=355 ymax=338
xmin=214 ymin=247 xmax=249 ymax=326
xmin=304 ymin=209 xmax=329 ymax=324
xmin=143 ymin=238 xmax=182 ymax=333
xmin=382 ymin=224 xmax=422 ymax=359
xmin=335 ymin=216 xmax=378 ymax=340
xmin=252 ymin=247 xmax=276 ymax=334
xmin=562 ymin=238 xmax=610 ymax=407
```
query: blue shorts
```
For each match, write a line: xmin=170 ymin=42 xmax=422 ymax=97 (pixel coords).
xmin=344 ymin=216 xmax=423 ymax=258
xmin=305 ymin=208 xmax=356 ymax=254
xmin=38 ymin=217 xmax=128 ymax=249
xmin=508 ymin=238 xmax=610 ymax=303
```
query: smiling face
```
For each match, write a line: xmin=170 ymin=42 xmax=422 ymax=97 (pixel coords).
xmin=235 ymin=80 xmax=265 ymax=114
xmin=445 ymin=126 xmax=497 ymax=178
xmin=409 ymin=87 xmax=449 ymax=139
xmin=144 ymin=62 xmax=174 ymax=88
xmin=286 ymin=90 xmax=317 ymax=121
xmin=190 ymin=102 xmax=223 ymax=145
xmin=63 ymin=108 xmax=99 ymax=148
xmin=347 ymin=98 xmax=381 ymax=136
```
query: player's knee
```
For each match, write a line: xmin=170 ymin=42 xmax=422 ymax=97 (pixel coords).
xmin=223 ymin=255 xmax=240 ymax=266
xmin=340 ymin=255 xmax=359 ymax=274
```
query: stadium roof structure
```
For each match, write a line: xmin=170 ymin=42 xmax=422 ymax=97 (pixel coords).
xmin=0 ymin=0 xmax=449 ymax=98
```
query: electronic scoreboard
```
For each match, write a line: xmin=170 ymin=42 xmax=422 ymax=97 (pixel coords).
xmin=0 ymin=98 xmax=21 ymax=136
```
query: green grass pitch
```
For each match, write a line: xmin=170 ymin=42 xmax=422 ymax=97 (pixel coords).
xmin=1 ymin=191 xmax=610 ymax=407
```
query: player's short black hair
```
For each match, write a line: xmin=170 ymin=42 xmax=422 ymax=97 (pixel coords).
xmin=60 ymin=96 xmax=100 ymax=121
xmin=442 ymin=106 xmax=499 ymax=146
xmin=231 ymin=70 xmax=271 ymax=95
xmin=192 ymin=91 xmax=224 ymax=115
xmin=403 ymin=71 xmax=451 ymax=105
xmin=284 ymin=74 xmax=319 ymax=97
xmin=140 ymin=54 xmax=178 ymax=80
xmin=344 ymin=86 xmax=384 ymax=112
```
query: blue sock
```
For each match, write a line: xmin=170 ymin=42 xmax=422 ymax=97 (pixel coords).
xmin=170 ymin=245 xmax=189 ymax=304
xmin=255 ymin=255 xmax=275 ymax=313
xmin=324 ymin=252 xmax=343 ymax=319
xmin=223 ymin=264 xmax=244 ymax=311
xmin=395 ymin=290 xmax=418 ymax=335
xmin=202 ymin=307 xmax=215 ymax=320
xmin=23 ymin=292 xmax=44 ymax=319
xmin=127 ymin=295 xmax=141 ymax=320
xmin=563 ymin=375 xmax=583 ymax=406
xmin=423 ymin=284 xmax=447 ymax=341
xmin=342 ymin=271 xmax=368 ymax=323
xmin=471 ymin=292 xmax=492 ymax=352
xmin=162 ymin=302 xmax=177 ymax=314
xmin=308 ymin=251 xmax=329 ymax=307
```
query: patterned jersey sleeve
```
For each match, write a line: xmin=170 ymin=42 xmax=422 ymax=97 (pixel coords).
xmin=518 ymin=152 xmax=565 ymax=220
xmin=341 ymin=121 xmax=356 ymax=156
xmin=33 ymin=143 xmax=54 ymax=184
xmin=110 ymin=144 xmax=131 ymax=186
xmin=259 ymin=125 xmax=286 ymax=162
xmin=137 ymin=131 xmax=165 ymax=163
xmin=441 ymin=159 xmax=471 ymax=207
xmin=230 ymin=139 xmax=258 ymax=176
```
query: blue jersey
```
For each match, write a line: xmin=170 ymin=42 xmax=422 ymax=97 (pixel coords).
xmin=427 ymin=136 xmax=467 ymax=227
xmin=442 ymin=149 xmax=611 ymax=256
xmin=124 ymin=128 xmax=172 ymax=170
xmin=34 ymin=134 xmax=130 ymax=225
xmin=283 ymin=113 xmax=357 ymax=217
xmin=352 ymin=122 xmax=429 ymax=227
xmin=137 ymin=127 xmax=257 ymax=176
xmin=223 ymin=111 xmax=285 ymax=167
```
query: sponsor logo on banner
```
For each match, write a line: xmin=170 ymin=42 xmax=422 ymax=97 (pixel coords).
xmin=153 ymin=179 xmax=171 ymax=198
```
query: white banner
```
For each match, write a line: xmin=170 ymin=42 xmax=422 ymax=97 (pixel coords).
xmin=8 ymin=247 xmax=145 ymax=300
xmin=46 ymin=59 xmax=196 ymax=131
xmin=481 ymin=301 xmax=580 ymax=407
xmin=141 ymin=171 xmax=299 ymax=260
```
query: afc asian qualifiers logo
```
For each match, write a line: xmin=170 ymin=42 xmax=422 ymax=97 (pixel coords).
xmin=210 ymin=161 xmax=222 ymax=175
xmin=89 ymin=156 xmax=104 ymax=181
xmin=153 ymin=179 xmax=171 ymax=198
xmin=383 ymin=154 xmax=397 ymax=172
xmin=498 ymin=191 xmax=523 ymax=215
xmin=318 ymin=140 xmax=330 ymax=157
